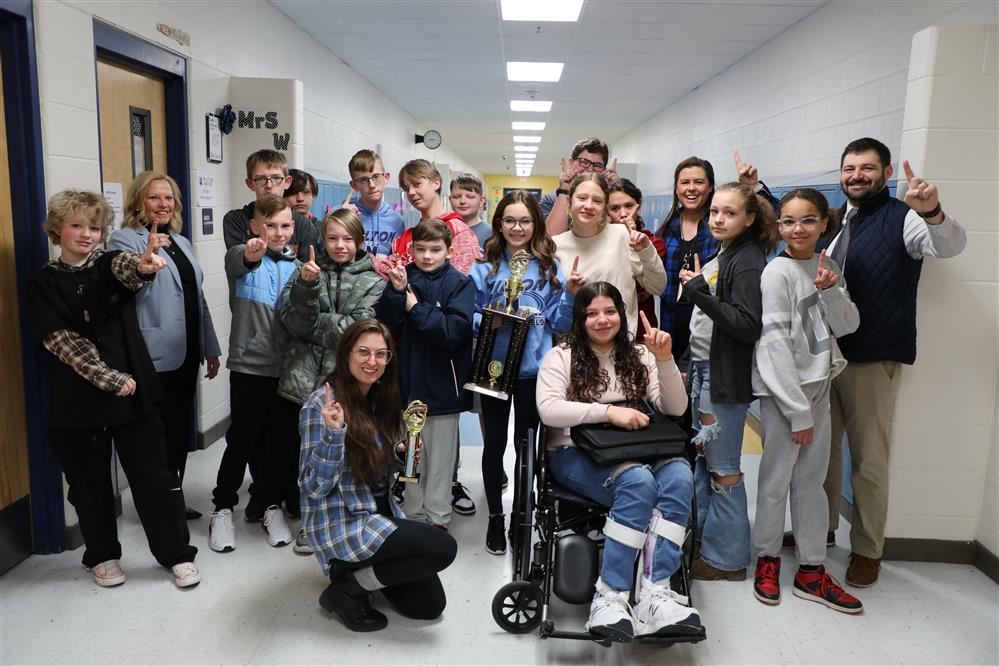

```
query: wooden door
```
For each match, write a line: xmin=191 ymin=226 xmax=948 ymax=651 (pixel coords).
xmin=0 ymin=50 xmax=33 ymax=569
xmin=96 ymin=58 xmax=167 ymax=195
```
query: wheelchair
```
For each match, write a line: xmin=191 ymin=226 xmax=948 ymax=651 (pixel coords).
xmin=491 ymin=426 xmax=707 ymax=647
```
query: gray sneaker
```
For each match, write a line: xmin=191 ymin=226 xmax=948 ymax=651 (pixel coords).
xmin=294 ymin=528 xmax=314 ymax=554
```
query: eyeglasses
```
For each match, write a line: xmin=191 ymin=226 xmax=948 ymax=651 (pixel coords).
xmin=353 ymin=347 xmax=392 ymax=363
xmin=500 ymin=217 xmax=534 ymax=229
xmin=252 ymin=174 xmax=288 ymax=186
xmin=354 ymin=173 xmax=385 ymax=187
xmin=574 ymin=157 xmax=606 ymax=172
xmin=777 ymin=216 xmax=822 ymax=229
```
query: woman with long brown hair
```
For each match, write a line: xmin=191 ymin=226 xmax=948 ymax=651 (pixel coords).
xmin=469 ymin=190 xmax=578 ymax=556
xmin=299 ymin=319 xmax=457 ymax=632
xmin=537 ymin=282 xmax=700 ymax=643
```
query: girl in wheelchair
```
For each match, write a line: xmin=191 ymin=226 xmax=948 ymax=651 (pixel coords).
xmin=536 ymin=282 xmax=702 ymax=642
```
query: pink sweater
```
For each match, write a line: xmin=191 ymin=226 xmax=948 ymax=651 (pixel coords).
xmin=536 ymin=344 xmax=687 ymax=451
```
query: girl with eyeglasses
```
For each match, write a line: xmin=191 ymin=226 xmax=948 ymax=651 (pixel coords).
xmin=468 ymin=190 xmax=579 ymax=556
xmin=278 ymin=208 xmax=387 ymax=552
xmin=750 ymin=189 xmax=863 ymax=614
xmin=298 ymin=319 xmax=457 ymax=632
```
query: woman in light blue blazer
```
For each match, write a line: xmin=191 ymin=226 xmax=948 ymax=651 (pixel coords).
xmin=109 ymin=171 xmax=221 ymax=519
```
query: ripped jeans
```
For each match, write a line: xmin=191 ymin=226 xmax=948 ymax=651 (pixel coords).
xmin=549 ymin=445 xmax=693 ymax=592
xmin=689 ymin=360 xmax=751 ymax=572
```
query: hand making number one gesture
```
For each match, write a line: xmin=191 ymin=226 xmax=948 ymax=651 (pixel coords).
xmin=733 ymin=149 xmax=759 ymax=187
xmin=300 ymin=245 xmax=321 ymax=282
xmin=639 ymin=311 xmax=673 ymax=362
xmin=321 ymin=382 xmax=344 ymax=430
xmin=902 ymin=160 xmax=942 ymax=222
xmin=565 ymin=255 xmax=586 ymax=295
xmin=137 ymin=220 xmax=168 ymax=275
xmin=813 ymin=249 xmax=839 ymax=291
xmin=342 ymin=188 xmax=360 ymax=216
xmin=678 ymin=253 xmax=701 ymax=286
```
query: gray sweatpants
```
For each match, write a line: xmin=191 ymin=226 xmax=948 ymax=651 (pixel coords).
xmin=406 ymin=413 xmax=460 ymax=527
xmin=753 ymin=379 xmax=832 ymax=565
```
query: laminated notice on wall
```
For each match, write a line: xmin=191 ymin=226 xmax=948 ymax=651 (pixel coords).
xmin=197 ymin=171 xmax=217 ymax=207
xmin=103 ymin=182 xmax=124 ymax=233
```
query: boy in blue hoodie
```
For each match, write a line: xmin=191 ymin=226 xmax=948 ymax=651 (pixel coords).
xmin=375 ymin=219 xmax=474 ymax=530
xmin=347 ymin=149 xmax=406 ymax=256
xmin=211 ymin=195 xmax=300 ymax=554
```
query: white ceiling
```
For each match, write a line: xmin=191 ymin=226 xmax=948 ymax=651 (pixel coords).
xmin=271 ymin=0 xmax=827 ymax=176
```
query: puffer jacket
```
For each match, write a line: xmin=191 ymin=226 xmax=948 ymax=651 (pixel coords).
xmin=278 ymin=250 xmax=386 ymax=404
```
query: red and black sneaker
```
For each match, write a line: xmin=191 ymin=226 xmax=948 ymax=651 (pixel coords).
xmin=792 ymin=566 xmax=864 ymax=614
xmin=753 ymin=556 xmax=781 ymax=605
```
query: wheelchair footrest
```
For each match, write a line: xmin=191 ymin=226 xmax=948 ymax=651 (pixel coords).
xmin=634 ymin=625 xmax=707 ymax=644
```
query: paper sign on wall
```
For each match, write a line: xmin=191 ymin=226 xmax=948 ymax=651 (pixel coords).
xmin=103 ymin=182 xmax=124 ymax=232
xmin=197 ymin=171 xmax=217 ymax=207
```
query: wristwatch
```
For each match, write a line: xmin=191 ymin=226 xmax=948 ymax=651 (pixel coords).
xmin=556 ymin=188 xmax=569 ymax=197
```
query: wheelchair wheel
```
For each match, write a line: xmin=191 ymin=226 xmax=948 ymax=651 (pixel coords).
xmin=491 ymin=581 xmax=543 ymax=634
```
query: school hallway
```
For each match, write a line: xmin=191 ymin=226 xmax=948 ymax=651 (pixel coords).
xmin=1 ymin=417 xmax=996 ymax=665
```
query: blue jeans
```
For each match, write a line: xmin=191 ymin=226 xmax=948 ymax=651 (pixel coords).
xmin=549 ymin=446 xmax=693 ymax=592
xmin=689 ymin=360 xmax=751 ymax=571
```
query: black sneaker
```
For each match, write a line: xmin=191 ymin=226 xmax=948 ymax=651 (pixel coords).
xmin=451 ymin=483 xmax=476 ymax=516
xmin=486 ymin=515 xmax=506 ymax=555
xmin=391 ymin=480 xmax=405 ymax=505
xmin=244 ymin=502 xmax=266 ymax=523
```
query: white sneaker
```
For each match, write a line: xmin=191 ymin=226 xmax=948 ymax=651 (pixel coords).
xmin=172 ymin=562 xmax=201 ymax=588
xmin=209 ymin=509 xmax=237 ymax=552
xmin=89 ymin=559 xmax=126 ymax=587
xmin=263 ymin=505 xmax=292 ymax=547
xmin=585 ymin=578 xmax=634 ymax=642
xmin=293 ymin=528 xmax=314 ymax=554
xmin=633 ymin=580 xmax=701 ymax=638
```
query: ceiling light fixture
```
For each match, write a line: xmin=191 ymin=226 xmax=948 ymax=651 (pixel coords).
xmin=507 ymin=62 xmax=563 ymax=82
xmin=510 ymin=100 xmax=552 ymax=112
xmin=513 ymin=135 xmax=542 ymax=143
xmin=501 ymin=0 xmax=583 ymax=22
xmin=514 ymin=146 xmax=539 ymax=152
xmin=512 ymin=121 xmax=546 ymax=131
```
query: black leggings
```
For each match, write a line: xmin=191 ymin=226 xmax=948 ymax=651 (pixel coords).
xmin=340 ymin=519 xmax=457 ymax=620
xmin=480 ymin=377 xmax=538 ymax=515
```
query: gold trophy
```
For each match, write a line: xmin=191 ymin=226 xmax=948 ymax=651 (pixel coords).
xmin=464 ymin=249 xmax=534 ymax=401
xmin=399 ymin=400 xmax=428 ymax=483
xmin=503 ymin=250 xmax=531 ymax=313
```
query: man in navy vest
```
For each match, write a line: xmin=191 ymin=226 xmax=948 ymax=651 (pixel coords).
xmin=821 ymin=137 xmax=967 ymax=587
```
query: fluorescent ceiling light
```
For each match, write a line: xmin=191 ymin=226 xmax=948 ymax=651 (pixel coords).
xmin=510 ymin=100 xmax=552 ymax=112
xmin=516 ymin=171 xmax=532 ymax=177
xmin=513 ymin=135 xmax=542 ymax=143
xmin=512 ymin=121 xmax=546 ymax=131
xmin=514 ymin=146 xmax=539 ymax=152
xmin=507 ymin=62 xmax=563 ymax=82
xmin=501 ymin=0 xmax=583 ymax=22
xmin=515 ymin=159 xmax=535 ymax=165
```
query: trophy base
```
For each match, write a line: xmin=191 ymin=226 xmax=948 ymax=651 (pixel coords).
xmin=463 ymin=382 xmax=510 ymax=401
xmin=398 ymin=473 xmax=421 ymax=484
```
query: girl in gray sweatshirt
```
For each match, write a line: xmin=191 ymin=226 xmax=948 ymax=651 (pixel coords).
xmin=751 ymin=189 xmax=862 ymax=614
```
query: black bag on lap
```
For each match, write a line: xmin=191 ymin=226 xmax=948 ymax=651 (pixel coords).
xmin=570 ymin=399 xmax=687 ymax=466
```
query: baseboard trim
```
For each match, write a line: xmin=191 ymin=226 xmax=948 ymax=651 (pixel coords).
xmin=881 ymin=537 xmax=998 ymax=584
xmin=197 ymin=416 xmax=229 ymax=450
xmin=0 ymin=496 xmax=33 ymax=575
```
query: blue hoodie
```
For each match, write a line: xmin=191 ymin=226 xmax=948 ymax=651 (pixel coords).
xmin=469 ymin=251 xmax=573 ymax=380
xmin=354 ymin=198 xmax=405 ymax=256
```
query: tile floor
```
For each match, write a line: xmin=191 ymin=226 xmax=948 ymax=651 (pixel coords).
xmin=1 ymin=422 xmax=996 ymax=665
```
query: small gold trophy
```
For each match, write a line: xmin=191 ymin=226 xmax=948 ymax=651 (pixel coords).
xmin=399 ymin=400 xmax=428 ymax=484
xmin=487 ymin=360 xmax=504 ymax=390
xmin=504 ymin=250 xmax=531 ymax=313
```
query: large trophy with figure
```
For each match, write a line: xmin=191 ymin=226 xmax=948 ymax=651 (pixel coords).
xmin=398 ymin=400 xmax=428 ymax=484
xmin=464 ymin=250 xmax=533 ymax=401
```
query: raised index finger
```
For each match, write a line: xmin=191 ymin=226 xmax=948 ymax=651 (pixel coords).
xmin=324 ymin=382 xmax=333 ymax=406
xmin=693 ymin=253 xmax=701 ymax=271
xmin=343 ymin=188 xmax=356 ymax=206
xmin=733 ymin=148 xmax=743 ymax=167
xmin=817 ymin=248 xmax=827 ymax=272
xmin=309 ymin=245 xmax=316 ymax=263
xmin=571 ymin=255 xmax=579 ymax=273
xmin=639 ymin=310 xmax=653 ymax=336
xmin=902 ymin=160 xmax=916 ymax=183
xmin=608 ymin=157 xmax=617 ymax=171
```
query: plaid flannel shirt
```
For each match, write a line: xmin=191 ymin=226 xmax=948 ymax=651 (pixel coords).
xmin=298 ymin=388 xmax=405 ymax=574
xmin=657 ymin=212 xmax=719 ymax=334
